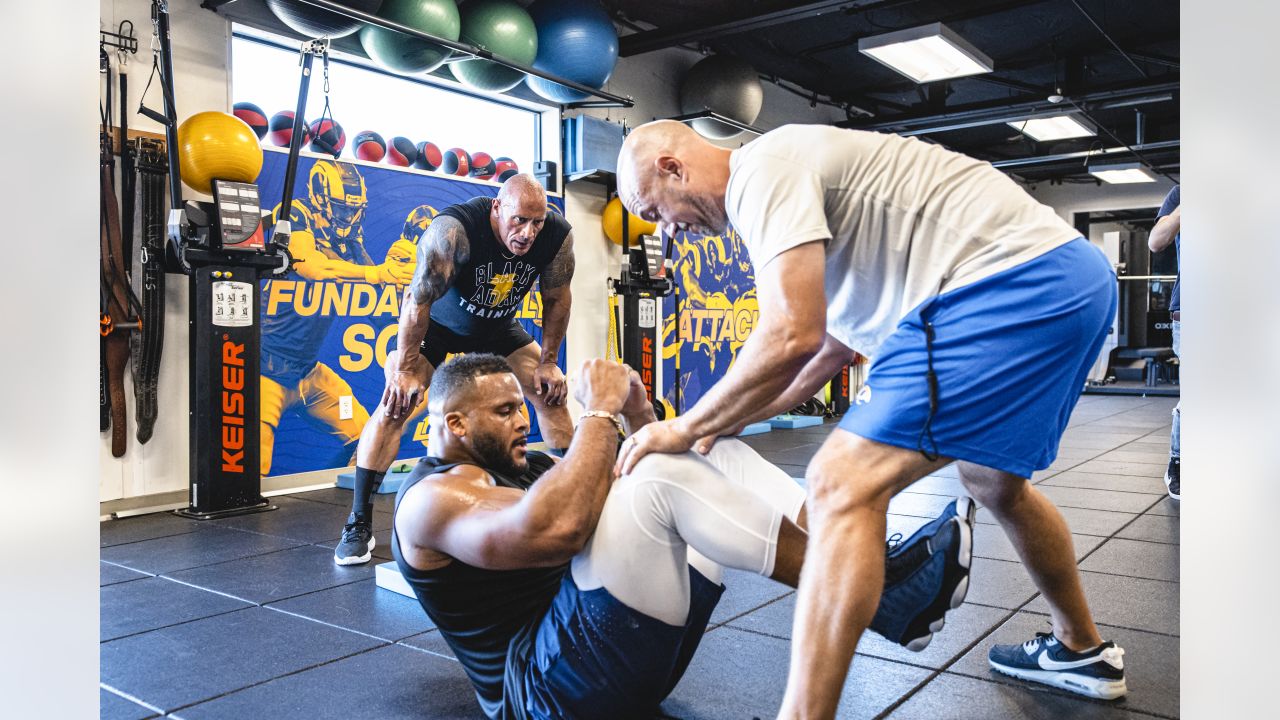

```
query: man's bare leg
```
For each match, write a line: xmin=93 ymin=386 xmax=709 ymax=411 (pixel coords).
xmin=778 ymin=429 xmax=948 ymax=720
xmin=505 ymin=341 xmax=575 ymax=449
xmin=956 ymin=462 xmax=1101 ymax=651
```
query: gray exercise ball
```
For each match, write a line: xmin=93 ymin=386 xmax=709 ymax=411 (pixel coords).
xmin=678 ymin=55 xmax=764 ymax=140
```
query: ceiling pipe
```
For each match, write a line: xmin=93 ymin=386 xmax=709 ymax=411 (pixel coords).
xmin=837 ymin=80 xmax=1177 ymax=133
xmin=989 ymin=139 xmax=1178 ymax=169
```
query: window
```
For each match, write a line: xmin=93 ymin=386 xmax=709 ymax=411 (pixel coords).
xmin=230 ymin=30 xmax=548 ymax=173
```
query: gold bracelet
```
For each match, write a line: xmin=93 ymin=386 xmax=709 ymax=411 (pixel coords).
xmin=579 ymin=410 xmax=624 ymax=435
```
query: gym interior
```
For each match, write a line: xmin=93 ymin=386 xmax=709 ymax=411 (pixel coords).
xmin=88 ymin=1 xmax=1189 ymax=718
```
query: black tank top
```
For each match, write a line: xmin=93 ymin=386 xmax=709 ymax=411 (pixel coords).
xmin=391 ymin=452 xmax=564 ymax=719
xmin=428 ymin=197 xmax=571 ymax=334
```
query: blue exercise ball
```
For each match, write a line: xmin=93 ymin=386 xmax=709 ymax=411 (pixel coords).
xmin=524 ymin=0 xmax=618 ymax=104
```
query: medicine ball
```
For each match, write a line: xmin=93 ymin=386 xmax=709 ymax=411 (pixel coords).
xmin=232 ymin=102 xmax=268 ymax=139
xmin=441 ymin=147 xmax=471 ymax=176
xmin=268 ymin=110 xmax=309 ymax=147
xmin=353 ymin=130 xmax=386 ymax=161
xmin=387 ymin=136 xmax=418 ymax=166
xmin=469 ymin=151 xmax=497 ymax=180
xmin=413 ymin=141 xmax=443 ymax=170
xmin=308 ymin=118 xmax=346 ymax=157
xmin=494 ymin=156 xmax=519 ymax=182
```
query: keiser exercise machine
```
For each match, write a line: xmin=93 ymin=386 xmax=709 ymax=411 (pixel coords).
xmin=147 ymin=1 xmax=317 ymax=519
xmin=608 ymin=208 xmax=675 ymax=419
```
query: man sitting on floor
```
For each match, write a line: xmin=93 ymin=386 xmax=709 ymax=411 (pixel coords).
xmin=391 ymin=354 xmax=975 ymax=719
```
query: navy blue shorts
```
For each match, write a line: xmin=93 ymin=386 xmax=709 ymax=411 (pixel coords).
xmin=838 ymin=237 xmax=1117 ymax=478
xmin=512 ymin=568 xmax=723 ymax=720
xmin=418 ymin=319 xmax=535 ymax=367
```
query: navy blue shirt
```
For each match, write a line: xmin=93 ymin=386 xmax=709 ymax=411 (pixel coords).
xmin=1157 ymin=185 xmax=1181 ymax=312
xmin=429 ymin=197 xmax=571 ymax=335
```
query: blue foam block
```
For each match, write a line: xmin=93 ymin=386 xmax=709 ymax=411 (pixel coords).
xmin=736 ymin=422 xmax=773 ymax=437
xmin=769 ymin=414 xmax=824 ymax=429
xmin=335 ymin=463 xmax=417 ymax=495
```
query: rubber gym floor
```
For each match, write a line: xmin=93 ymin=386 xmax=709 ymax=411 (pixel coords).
xmin=100 ymin=394 xmax=1179 ymax=720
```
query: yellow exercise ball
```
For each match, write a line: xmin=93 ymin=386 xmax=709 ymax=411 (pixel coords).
xmin=178 ymin=111 xmax=264 ymax=195
xmin=602 ymin=196 xmax=657 ymax=245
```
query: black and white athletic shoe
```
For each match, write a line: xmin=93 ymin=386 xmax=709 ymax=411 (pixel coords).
xmin=1164 ymin=457 xmax=1180 ymax=500
xmin=334 ymin=514 xmax=376 ymax=566
xmin=989 ymin=632 xmax=1127 ymax=700
xmin=870 ymin=496 xmax=975 ymax=651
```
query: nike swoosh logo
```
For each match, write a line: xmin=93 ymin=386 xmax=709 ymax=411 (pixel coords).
xmin=1037 ymin=652 xmax=1104 ymax=671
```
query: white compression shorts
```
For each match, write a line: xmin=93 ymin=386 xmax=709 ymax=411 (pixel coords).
xmin=570 ymin=438 xmax=806 ymax=626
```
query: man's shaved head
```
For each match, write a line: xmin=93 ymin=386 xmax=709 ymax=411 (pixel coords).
xmin=616 ymin=120 xmax=734 ymax=238
xmin=497 ymin=173 xmax=546 ymax=208
xmin=490 ymin=173 xmax=550 ymax=257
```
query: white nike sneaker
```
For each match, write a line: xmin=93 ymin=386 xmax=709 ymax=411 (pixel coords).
xmin=988 ymin=632 xmax=1127 ymax=700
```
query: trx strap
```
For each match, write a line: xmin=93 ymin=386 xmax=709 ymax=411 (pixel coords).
xmin=131 ymin=139 xmax=168 ymax=443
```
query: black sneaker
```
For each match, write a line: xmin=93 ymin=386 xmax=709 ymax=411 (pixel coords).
xmin=1165 ymin=457 xmax=1180 ymax=500
xmin=334 ymin=514 xmax=375 ymax=566
xmin=989 ymin=632 xmax=1128 ymax=700
xmin=869 ymin=496 xmax=975 ymax=651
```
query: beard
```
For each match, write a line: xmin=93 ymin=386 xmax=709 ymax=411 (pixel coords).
xmin=471 ymin=432 xmax=528 ymax=478
xmin=691 ymin=193 xmax=730 ymax=234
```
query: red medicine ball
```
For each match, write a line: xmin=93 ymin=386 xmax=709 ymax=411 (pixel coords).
xmin=268 ymin=111 xmax=309 ymax=147
xmin=469 ymin=152 xmax=497 ymax=181
xmin=233 ymin=102 xmax=268 ymax=140
xmin=441 ymin=148 xmax=471 ymax=176
xmin=309 ymin=118 xmax=346 ymax=157
xmin=387 ymin=136 xmax=417 ymax=167
xmin=413 ymin=141 xmax=442 ymax=171
xmin=353 ymin=130 xmax=386 ymax=162
xmin=493 ymin=157 xmax=519 ymax=183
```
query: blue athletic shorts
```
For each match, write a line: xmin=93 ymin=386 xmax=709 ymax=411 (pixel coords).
xmin=838 ymin=237 xmax=1117 ymax=478
xmin=510 ymin=567 xmax=723 ymax=719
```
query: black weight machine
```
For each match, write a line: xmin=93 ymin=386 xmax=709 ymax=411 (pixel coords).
xmin=148 ymin=2 xmax=331 ymax=518
xmin=607 ymin=205 xmax=676 ymax=419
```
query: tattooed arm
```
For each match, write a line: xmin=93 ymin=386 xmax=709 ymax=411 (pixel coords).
xmin=530 ymin=231 xmax=575 ymax=406
xmin=382 ymin=215 xmax=469 ymax=418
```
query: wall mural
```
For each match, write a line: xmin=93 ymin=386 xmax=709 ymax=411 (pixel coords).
xmin=255 ymin=148 xmax=563 ymax=477
xmin=660 ymin=226 xmax=760 ymax=417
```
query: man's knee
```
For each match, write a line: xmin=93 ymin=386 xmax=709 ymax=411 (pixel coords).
xmin=957 ymin=462 xmax=1028 ymax=510
xmin=804 ymin=433 xmax=921 ymax=515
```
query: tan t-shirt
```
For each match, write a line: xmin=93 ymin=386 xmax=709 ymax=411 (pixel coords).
xmin=726 ymin=124 xmax=1079 ymax=357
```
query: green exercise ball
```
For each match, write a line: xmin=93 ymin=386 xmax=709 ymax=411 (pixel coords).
xmin=360 ymin=0 xmax=460 ymax=75
xmin=450 ymin=0 xmax=537 ymax=93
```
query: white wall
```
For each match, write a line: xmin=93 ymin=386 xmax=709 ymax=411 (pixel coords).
xmin=99 ymin=0 xmax=231 ymax=502
xmin=1027 ymin=177 xmax=1177 ymax=226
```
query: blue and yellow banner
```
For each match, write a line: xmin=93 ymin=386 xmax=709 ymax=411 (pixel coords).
xmin=660 ymin=226 xmax=759 ymax=417
xmin=255 ymin=149 xmax=563 ymax=477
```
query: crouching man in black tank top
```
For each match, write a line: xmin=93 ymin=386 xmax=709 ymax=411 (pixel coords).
xmin=335 ymin=174 xmax=577 ymax=565
xmin=391 ymin=353 xmax=975 ymax=719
